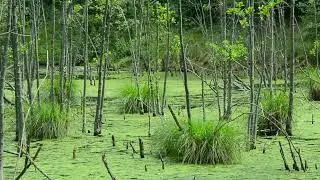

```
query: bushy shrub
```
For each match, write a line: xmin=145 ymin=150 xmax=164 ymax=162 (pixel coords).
xmin=259 ymin=91 xmax=289 ymax=135
xmin=153 ymin=120 xmax=243 ymax=164
xmin=26 ymin=102 xmax=69 ymax=139
xmin=120 ymin=83 xmax=154 ymax=114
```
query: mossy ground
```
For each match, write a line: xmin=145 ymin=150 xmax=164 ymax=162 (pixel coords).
xmin=3 ymin=73 xmax=320 ymax=179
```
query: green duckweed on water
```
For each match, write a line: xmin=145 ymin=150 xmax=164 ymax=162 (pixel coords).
xmin=3 ymin=75 xmax=320 ymax=179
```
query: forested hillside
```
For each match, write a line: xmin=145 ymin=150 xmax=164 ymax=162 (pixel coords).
xmin=1 ymin=0 xmax=320 ymax=179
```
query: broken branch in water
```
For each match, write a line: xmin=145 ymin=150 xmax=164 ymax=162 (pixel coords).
xmin=102 ymin=153 xmax=117 ymax=180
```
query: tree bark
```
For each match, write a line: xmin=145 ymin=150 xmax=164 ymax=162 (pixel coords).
xmin=60 ymin=0 xmax=67 ymax=111
xmin=83 ymin=0 xmax=88 ymax=133
xmin=94 ymin=0 xmax=110 ymax=136
xmin=161 ymin=0 xmax=170 ymax=116
xmin=248 ymin=0 xmax=256 ymax=149
xmin=179 ymin=0 xmax=192 ymax=125
xmin=287 ymin=0 xmax=295 ymax=136
xmin=51 ymin=0 xmax=55 ymax=104
xmin=0 ymin=4 xmax=11 ymax=177
xmin=12 ymin=0 xmax=25 ymax=147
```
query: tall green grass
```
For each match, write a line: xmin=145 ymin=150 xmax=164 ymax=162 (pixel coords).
xmin=153 ymin=120 xmax=243 ymax=164
xmin=40 ymin=77 xmax=80 ymax=105
xmin=259 ymin=91 xmax=288 ymax=135
xmin=120 ymin=83 xmax=154 ymax=114
xmin=26 ymin=102 xmax=69 ymax=139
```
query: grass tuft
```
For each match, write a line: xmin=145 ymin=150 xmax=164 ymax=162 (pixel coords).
xmin=259 ymin=91 xmax=288 ymax=135
xmin=120 ymin=83 xmax=154 ymax=114
xmin=26 ymin=102 xmax=69 ymax=140
xmin=153 ymin=120 xmax=243 ymax=164
xmin=41 ymin=77 xmax=80 ymax=105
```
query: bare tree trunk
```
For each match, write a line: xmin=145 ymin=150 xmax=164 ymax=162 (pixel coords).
xmin=12 ymin=0 xmax=25 ymax=147
xmin=209 ymin=0 xmax=221 ymax=118
xmin=82 ymin=0 xmax=88 ymax=133
xmin=133 ymin=0 xmax=144 ymax=114
xmin=94 ymin=0 xmax=110 ymax=136
xmin=226 ymin=0 xmax=236 ymax=118
xmin=0 ymin=3 xmax=11 ymax=178
xmin=315 ymin=0 xmax=318 ymax=69
xmin=161 ymin=0 xmax=170 ymax=116
xmin=51 ymin=0 xmax=55 ymax=104
xmin=248 ymin=0 xmax=256 ymax=149
xmin=220 ymin=0 xmax=227 ymax=116
xmin=179 ymin=0 xmax=191 ymax=125
xmin=154 ymin=1 xmax=161 ymax=115
xmin=0 ymin=47 xmax=6 ymax=180
xmin=60 ymin=0 xmax=67 ymax=111
xmin=201 ymin=73 xmax=206 ymax=121
xmin=280 ymin=5 xmax=288 ymax=91
xmin=287 ymin=0 xmax=295 ymax=136
xmin=270 ymin=7 xmax=274 ymax=95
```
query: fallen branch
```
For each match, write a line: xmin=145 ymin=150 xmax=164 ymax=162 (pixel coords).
xmin=4 ymin=150 xmax=19 ymax=156
xmin=3 ymin=96 xmax=14 ymax=105
xmin=159 ymin=152 xmax=165 ymax=170
xmin=16 ymin=145 xmax=43 ymax=180
xmin=278 ymin=141 xmax=290 ymax=171
xmin=129 ymin=142 xmax=137 ymax=153
xmin=102 ymin=153 xmax=117 ymax=180
xmin=168 ymin=105 xmax=183 ymax=131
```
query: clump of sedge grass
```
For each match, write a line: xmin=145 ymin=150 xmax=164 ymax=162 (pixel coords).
xmin=41 ymin=77 xmax=80 ymax=105
xmin=259 ymin=90 xmax=288 ymax=136
xmin=120 ymin=83 xmax=154 ymax=114
xmin=26 ymin=102 xmax=69 ymax=140
xmin=153 ymin=120 xmax=243 ymax=164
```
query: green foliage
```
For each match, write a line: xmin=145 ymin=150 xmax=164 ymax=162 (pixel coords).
xmin=120 ymin=83 xmax=154 ymax=114
xmin=258 ymin=0 xmax=283 ymax=19
xmin=26 ymin=102 xmax=69 ymax=139
xmin=259 ymin=91 xmax=289 ymax=135
xmin=153 ymin=120 xmax=243 ymax=164
xmin=310 ymin=40 xmax=320 ymax=56
xmin=212 ymin=40 xmax=248 ymax=62
xmin=227 ymin=2 xmax=254 ymax=28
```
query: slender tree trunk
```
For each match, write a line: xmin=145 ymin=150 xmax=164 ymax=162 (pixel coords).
xmin=226 ymin=0 xmax=236 ymax=118
xmin=270 ymin=7 xmax=274 ymax=95
xmin=154 ymin=1 xmax=161 ymax=115
xmin=280 ymin=5 xmax=288 ymax=91
xmin=201 ymin=73 xmax=206 ymax=121
xmin=94 ymin=0 xmax=110 ymax=136
xmin=179 ymin=0 xmax=191 ymax=125
xmin=60 ymin=0 xmax=67 ymax=111
xmin=51 ymin=0 xmax=55 ymax=104
xmin=209 ymin=0 xmax=221 ymax=118
xmin=221 ymin=0 xmax=227 ymax=116
xmin=161 ymin=0 xmax=170 ymax=116
xmin=315 ymin=0 xmax=319 ymax=69
xmin=82 ymin=0 xmax=88 ymax=133
xmin=0 ymin=3 xmax=11 ymax=178
xmin=12 ymin=0 xmax=25 ymax=148
xmin=248 ymin=0 xmax=256 ymax=149
xmin=0 ymin=47 xmax=6 ymax=180
xmin=287 ymin=0 xmax=295 ymax=136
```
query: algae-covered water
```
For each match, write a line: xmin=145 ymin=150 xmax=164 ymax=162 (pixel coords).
xmin=3 ymin=74 xmax=320 ymax=179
